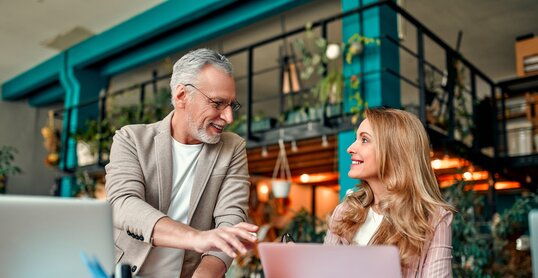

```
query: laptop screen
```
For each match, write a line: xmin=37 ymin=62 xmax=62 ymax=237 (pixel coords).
xmin=0 ymin=195 xmax=115 ymax=278
xmin=258 ymin=242 xmax=401 ymax=278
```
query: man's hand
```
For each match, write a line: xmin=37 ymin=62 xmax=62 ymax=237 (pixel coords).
xmin=191 ymin=222 xmax=258 ymax=258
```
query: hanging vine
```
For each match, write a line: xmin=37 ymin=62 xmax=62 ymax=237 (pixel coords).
xmin=293 ymin=22 xmax=379 ymax=123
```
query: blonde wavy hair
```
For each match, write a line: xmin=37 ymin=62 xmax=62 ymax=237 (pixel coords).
xmin=330 ymin=108 xmax=454 ymax=266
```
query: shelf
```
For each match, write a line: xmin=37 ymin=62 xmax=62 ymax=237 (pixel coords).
xmin=497 ymin=74 xmax=538 ymax=95
xmin=78 ymin=164 xmax=106 ymax=178
xmin=502 ymin=111 xmax=527 ymax=120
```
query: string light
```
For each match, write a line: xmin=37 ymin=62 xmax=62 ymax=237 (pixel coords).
xmin=321 ymin=135 xmax=329 ymax=147
xmin=432 ymin=159 xmax=442 ymax=169
xmin=291 ymin=140 xmax=298 ymax=152
xmin=300 ymin=173 xmax=310 ymax=183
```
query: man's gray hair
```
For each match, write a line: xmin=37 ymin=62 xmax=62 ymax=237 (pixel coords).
xmin=169 ymin=48 xmax=233 ymax=106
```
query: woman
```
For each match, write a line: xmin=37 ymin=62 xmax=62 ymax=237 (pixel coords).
xmin=325 ymin=108 xmax=454 ymax=277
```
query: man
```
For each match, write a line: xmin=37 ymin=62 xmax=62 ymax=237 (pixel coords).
xmin=105 ymin=48 xmax=258 ymax=278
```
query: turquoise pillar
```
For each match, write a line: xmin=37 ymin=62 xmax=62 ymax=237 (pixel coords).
xmin=59 ymin=51 xmax=108 ymax=196
xmin=60 ymin=52 xmax=108 ymax=170
xmin=338 ymin=0 xmax=400 ymax=200
xmin=60 ymin=176 xmax=75 ymax=198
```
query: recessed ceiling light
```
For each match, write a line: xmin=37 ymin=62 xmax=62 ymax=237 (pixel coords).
xmin=41 ymin=26 xmax=94 ymax=51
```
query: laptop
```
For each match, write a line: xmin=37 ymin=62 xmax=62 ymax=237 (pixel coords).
xmin=258 ymin=242 xmax=401 ymax=278
xmin=0 ymin=195 xmax=115 ymax=278
xmin=529 ymin=209 xmax=538 ymax=278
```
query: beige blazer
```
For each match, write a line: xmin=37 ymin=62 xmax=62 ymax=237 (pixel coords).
xmin=105 ymin=111 xmax=250 ymax=277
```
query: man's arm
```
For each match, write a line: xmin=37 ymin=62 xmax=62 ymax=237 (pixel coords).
xmin=204 ymin=136 xmax=252 ymax=267
xmin=152 ymin=217 xmax=258 ymax=258
xmin=105 ymin=127 xmax=167 ymax=244
xmin=192 ymin=254 xmax=227 ymax=277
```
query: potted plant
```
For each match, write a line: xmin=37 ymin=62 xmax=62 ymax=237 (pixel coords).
xmin=293 ymin=23 xmax=379 ymax=123
xmin=41 ymin=110 xmax=61 ymax=166
xmin=0 ymin=145 xmax=22 ymax=194
xmin=226 ymin=112 xmax=276 ymax=134
xmin=285 ymin=208 xmax=326 ymax=243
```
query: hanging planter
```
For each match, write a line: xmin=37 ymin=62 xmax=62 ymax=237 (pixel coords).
xmin=271 ymin=139 xmax=292 ymax=198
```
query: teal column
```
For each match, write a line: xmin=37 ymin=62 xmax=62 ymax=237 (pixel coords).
xmin=59 ymin=53 xmax=73 ymax=172
xmin=338 ymin=0 xmax=400 ymax=200
xmin=60 ymin=176 xmax=75 ymax=198
xmin=59 ymin=51 xmax=108 ymax=196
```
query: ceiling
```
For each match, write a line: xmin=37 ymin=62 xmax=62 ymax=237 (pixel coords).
xmin=405 ymin=0 xmax=538 ymax=80
xmin=0 ymin=0 xmax=163 ymax=94
xmin=0 ymin=0 xmax=537 ymax=97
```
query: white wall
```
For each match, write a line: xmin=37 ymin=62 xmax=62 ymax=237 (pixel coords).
xmin=0 ymin=100 xmax=62 ymax=195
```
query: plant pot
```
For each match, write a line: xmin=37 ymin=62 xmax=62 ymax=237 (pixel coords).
xmin=77 ymin=141 xmax=98 ymax=167
xmin=308 ymin=107 xmax=323 ymax=121
xmin=534 ymin=134 xmax=538 ymax=153
xmin=271 ymin=179 xmax=291 ymax=198
xmin=0 ymin=175 xmax=5 ymax=194
xmin=325 ymin=103 xmax=342 ymax=117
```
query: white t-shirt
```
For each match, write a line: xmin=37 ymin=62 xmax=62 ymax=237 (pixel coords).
xmin=138 ymin=139 xmax=203 ymax=278
xmin=353 ymin=208 xmax=384 ymax=246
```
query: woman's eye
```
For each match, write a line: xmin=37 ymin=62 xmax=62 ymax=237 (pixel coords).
xmin=361 ymin=137 xmax=368 ymax=143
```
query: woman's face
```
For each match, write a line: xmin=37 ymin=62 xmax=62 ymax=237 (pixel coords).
xmin=347 ymin=118 xmax=378 ymax=181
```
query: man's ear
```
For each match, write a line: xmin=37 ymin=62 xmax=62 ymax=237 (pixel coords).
xmin=173 ymin=84 xmax=188 ymax=108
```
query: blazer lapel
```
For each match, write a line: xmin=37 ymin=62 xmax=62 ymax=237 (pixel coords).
xmin=154 ymin=112 xmax=174 ymax=212
xmin=187 ymin=141 xmax=223 ymax=223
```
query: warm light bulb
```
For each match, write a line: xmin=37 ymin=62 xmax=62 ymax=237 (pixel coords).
xmin=463 ymin=172 xmax=472 ymax=180
xmin=432 ymin=159 xmax=442 ymax=169
xmin=257 ymin=182 xmax=270 ymax=203
xmin=300 ymin=173 xmax=310 ymax=183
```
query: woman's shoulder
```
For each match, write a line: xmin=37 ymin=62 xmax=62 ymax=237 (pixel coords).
xmin=432 ymin=206 xmax=454 ymax=226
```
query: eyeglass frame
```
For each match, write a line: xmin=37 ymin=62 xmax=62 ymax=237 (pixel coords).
xmin=183 ymin=83 xmax=241 ymax=112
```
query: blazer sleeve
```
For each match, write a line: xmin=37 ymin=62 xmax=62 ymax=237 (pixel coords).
xmin=420 ymin=210 xmax=453 ymax=277
xmin=204 ymin=136 xmax=250 ymax=267
xmin=105 ymin=127 xmax=166 ymax=244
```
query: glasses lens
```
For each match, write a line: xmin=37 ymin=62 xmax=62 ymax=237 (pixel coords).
xmin=231 ymin=101 xmax=241 ymax=111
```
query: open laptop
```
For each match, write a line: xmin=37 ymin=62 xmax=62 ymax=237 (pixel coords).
xmin=0 ymin=195 xmax=115 ymax=278
xmin=529 ymin=209 xmax=538 ymax=278
xmin=258 ymin=242 xmax=401 ymax=278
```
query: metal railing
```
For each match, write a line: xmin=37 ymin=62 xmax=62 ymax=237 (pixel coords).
xmin=55 ymin=0 xmax=517 ymax=173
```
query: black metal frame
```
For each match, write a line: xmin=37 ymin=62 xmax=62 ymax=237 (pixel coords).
xmin=55 ymin=0 xmax=537 ymax=193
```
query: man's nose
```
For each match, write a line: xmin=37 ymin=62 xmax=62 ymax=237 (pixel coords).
xmin=220 ymin=106 xmax=234 ymax=124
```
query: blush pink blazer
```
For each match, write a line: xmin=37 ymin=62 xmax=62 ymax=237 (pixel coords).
xmin=324 ymin=203 xmax=453 ymax=277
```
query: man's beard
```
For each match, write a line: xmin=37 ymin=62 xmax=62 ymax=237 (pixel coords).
xmin=187 ymin=114 xmax=221 ymax=144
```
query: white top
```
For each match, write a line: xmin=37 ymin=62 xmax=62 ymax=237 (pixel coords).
xmin=139 ymin=139 xmax=202 ymax=278
xmin=353 ymin=208 xmax=384 ymax=246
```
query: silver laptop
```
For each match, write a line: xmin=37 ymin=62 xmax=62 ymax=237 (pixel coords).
xmin=0 ymin=195 xmax=115 ymax=278
xmin=258 ymin=242 xmax=401 ymax=278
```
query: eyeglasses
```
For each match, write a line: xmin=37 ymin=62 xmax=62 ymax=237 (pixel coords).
xmin=184 ymin=84 xmax=241 ymax=112
xmin=281 ymin=232 xmax=296 ymax=243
